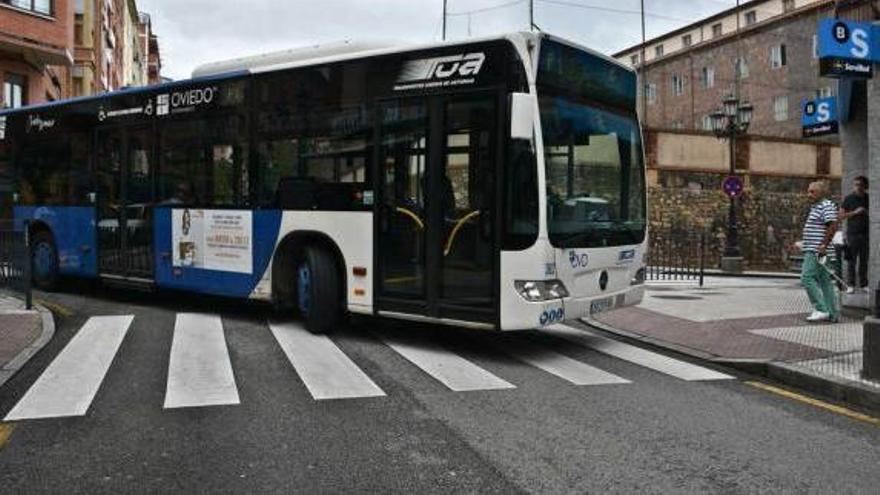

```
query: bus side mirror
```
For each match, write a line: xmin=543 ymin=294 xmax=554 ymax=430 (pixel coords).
xmin=510 ymin=93 xmax=534 ymax=140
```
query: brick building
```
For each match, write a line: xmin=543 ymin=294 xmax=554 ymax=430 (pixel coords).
xmin=616 ymin=0 xmax=837 ymax=140
xmin=0 ymin=0 xmax=160 ymax=108
xmin=0 ymin=0 xmax=74 ymax=107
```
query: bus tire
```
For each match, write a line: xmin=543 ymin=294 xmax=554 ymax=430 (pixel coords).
xmin=31 ymin=230 xmax=59 ymax=291
xmin=297 ymin=246 xmax=340 ymax=334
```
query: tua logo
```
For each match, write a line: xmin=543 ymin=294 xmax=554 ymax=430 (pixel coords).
xmin=398 ymin=52 xmax=486 ymax=83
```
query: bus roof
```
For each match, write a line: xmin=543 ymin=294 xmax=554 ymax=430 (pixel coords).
xmin=0 ymin=32 xmax=633 ymax=117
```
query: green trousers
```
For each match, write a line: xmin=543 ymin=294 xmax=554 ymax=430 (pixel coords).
xmin=800 ymin=252 xmax=838 ymax=319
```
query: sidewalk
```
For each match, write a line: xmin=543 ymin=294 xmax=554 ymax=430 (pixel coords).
xmin=587 ymin=276 xmax=880 ymax=411
xmin=0 ymin=290 xmax=55 ymax=388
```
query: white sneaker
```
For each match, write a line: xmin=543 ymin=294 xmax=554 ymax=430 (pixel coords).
xmin=846 ymin=287 xmax=855 ymax=294
xmin=806 ymin=311 xmax=831 ymax=322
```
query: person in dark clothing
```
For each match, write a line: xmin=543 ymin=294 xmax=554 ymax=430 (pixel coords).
xmin=840 ymin=175 xmax=869 ymax=293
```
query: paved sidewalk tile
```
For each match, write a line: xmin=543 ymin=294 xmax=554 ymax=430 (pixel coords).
xmin=594 ymin=276 xmax=880 ymax=410
xmin=750 ymin=323 xmax=862 ymax=354
xmin=0 ymin=313 xmax=41 ymax=366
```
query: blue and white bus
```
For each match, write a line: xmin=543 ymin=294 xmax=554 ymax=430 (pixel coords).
xmin=0 ymin=32 xmax=647 ymax=333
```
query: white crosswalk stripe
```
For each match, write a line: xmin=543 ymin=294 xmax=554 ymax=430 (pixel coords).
xmin=164 ymin=313 xmax=240 ymax=409
xmin=548 ymin=324 xmax=735 ymax=381
xmin=4 ymin=314 xmax=740 ymax=421
xmin=268 ymin=321 xmax=386 ymax=400
xmin=493 ymin=338 xmax=631 ymax=386
xmin=5 ymin=315 xmax=134 ymax=421
xmin=377 ymin=332 xmax=515 ymax=392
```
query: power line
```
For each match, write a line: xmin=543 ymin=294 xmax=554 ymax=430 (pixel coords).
xmin=446 ymin=0 xmax=529 ymax=16
xmin=537 ymin=0 xmax=692 ymax=22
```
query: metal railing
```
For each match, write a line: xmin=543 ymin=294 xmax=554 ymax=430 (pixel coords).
xmin=646 ymin=229 xmax=706 ymax=286
xmin=0 ymin=220 xmax=32 ymax=309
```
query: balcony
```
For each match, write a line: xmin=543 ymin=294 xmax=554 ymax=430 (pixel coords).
xmin=0 ymin=30 xmax=73 ymax=66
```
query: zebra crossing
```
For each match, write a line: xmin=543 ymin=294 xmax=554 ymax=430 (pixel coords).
xmin=3 ymin=314 xmax=734 ymax=422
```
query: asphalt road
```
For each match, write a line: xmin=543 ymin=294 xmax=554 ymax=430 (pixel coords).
xmin=1 ymin=284 xmax=879 ymax=493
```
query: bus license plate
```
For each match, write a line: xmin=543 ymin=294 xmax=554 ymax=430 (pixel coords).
xmin=590 ymin=297 xmax=614 ymax=315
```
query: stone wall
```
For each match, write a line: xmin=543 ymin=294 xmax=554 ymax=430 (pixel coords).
xmin=650 ymin=173 xmax=841 ymax=271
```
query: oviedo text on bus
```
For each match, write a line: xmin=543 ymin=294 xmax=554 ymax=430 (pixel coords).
xmin=0 ymin=32 xmax=648 ymax=333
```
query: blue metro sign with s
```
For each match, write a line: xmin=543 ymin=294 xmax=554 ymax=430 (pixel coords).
xmin=817 ymin=19 xmax=877 ymax=78
xmin=802 ymin=97 xmax=838 ymax=137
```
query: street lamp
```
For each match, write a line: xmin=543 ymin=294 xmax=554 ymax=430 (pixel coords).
xmin=710 ymin=95 xmax=753 ymax=273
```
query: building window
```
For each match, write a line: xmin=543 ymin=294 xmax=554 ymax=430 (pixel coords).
xmin=783 ymin=0 xmax=796 ymax=12
xmin=771 ymin=44 xmax=787 ymax=68
xmin=655 ymin=44 xmax=664 ymax=58
xmin=712 ymin=23 xmax=723 ymax=38
xmin=631 ymin=54 xmax=640 ymax=66
xmin=745 ymin=11 xmax=757 ymax=26
xmin=3 ymin=0 xmax=52 ymax=15
xmin=672 ymin=74 xmax=684 ymax=96
xmin=702 ymin=115 xmax=714 ymax=131
xmin=701 ymin=67 xmax=715 ymax=88
xmin=734 ymin=57 xmax=749 ymax=79
xmin=773 ymin=96 xmax=789 ymax=121
xmin=682 ymin=34 xmax=692 ymax=48
xmin=818 ymin=86 xmax=834 ymax=98
xmin=646 ymin=83 xmax=657 ymax=104
xmin=3 ymin=73 xmax=26 ymax=109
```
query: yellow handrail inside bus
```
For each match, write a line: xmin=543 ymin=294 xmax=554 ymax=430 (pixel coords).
xmin=444 ymin=210 xmax=481 ymax=257
xmin=395 ymin=207 xmax=424 ymax=230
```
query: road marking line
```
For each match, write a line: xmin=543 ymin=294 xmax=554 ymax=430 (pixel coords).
xmin=269 ymin=321 xmax=385 ymax=400
xmin=550 ymin=324 xmax=735 ymax=381
xmin=378 ymin=333 xmax=515 ymax=392
xmin=0 ymin=423 xmax=14 ymax=450
xmin=746 ymin=381 xmax=880 ymax=427
xmin=495 ymin=338 xmax=631 ymax=386
xmin=4 ymin=315 xmax=133 ymax=421
xmin=164 ymin=314 xmax=240 ymax=409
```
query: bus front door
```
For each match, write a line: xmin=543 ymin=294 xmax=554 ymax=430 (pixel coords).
xmin=96 ymin=126 xmax=155 ymax=282
xmin=376 ymin=94 xmax=498 ymax=325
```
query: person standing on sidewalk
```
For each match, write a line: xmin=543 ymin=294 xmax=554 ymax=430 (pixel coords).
xmin=800 ymin=181 xmax=840 ymax=322
xmin=839 ymin=175 xmax=869 ymax=293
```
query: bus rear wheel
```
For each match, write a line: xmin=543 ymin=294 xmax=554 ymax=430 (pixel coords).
xmin=296 ymin=246 xmax=341 ymax=334
xmin=31 ymin=231 xmax=59 ymax=291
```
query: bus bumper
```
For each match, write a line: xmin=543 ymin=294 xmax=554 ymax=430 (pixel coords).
xmin=560 ymin=284 xmax=645 ymax=323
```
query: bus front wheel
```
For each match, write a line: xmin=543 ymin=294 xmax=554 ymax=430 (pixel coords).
xmin=31 ymin=230 xmax=59 ymax=291
xmin=296 ymin=246 xmax=341 ymax=334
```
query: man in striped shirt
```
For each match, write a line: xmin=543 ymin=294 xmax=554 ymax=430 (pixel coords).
xmin=800 ymin=181 xmax=840 ymax=322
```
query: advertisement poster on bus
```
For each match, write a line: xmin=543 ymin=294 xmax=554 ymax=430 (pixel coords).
xmin=172 ymin=209 xmax=253 ymax=274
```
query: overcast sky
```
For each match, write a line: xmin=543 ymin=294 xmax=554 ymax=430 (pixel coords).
xmin=136 ymin=0 xmax=737 ymax=81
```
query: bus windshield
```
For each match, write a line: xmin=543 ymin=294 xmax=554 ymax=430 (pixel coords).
xmin=538 ymin=40 xmax=646 ymax=249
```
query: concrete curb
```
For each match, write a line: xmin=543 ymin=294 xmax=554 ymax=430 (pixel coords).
xmin=0 ymin=302 xmax=56 ymax=389
xmin=765 ymin=362 xmax=880 ymax=412
xmin=583 ymin=317 xmax=880 ymax=413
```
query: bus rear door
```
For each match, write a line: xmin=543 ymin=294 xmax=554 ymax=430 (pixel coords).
xmin=95 ymin=125 xmax=155 ymax=283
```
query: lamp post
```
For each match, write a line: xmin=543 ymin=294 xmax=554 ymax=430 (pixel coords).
xmin=710 ymin=95 xmax=753 ymax=273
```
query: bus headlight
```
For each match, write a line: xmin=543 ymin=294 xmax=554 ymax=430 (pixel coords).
xmin=515 ymin=280 xmax=569 ymax=302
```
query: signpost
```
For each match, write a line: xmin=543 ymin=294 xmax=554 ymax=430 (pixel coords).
xmin=817 ymin=19 xmax=876 ymax=78
xmin=722 ymin=176 xmax=744 ymax=199
xmin=802 ymin=97 xmax=839 ymax=137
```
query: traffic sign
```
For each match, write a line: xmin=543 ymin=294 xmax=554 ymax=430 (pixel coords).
xmin=817 ymin=19 xmax=876 ymax=78
xmin=722 ymin=176 xmax=744 ymax=199
xmin=802 ymin=97 xmax=838 ymax=137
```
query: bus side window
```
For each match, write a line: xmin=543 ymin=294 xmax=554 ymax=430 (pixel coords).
xmin=159 ymin=115 xmax=249 ymax=208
